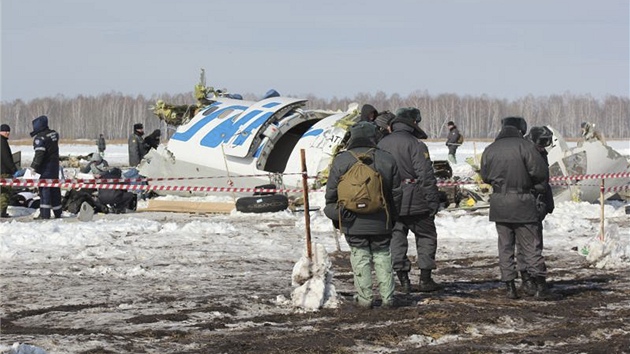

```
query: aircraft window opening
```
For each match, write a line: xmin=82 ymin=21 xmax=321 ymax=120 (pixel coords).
xmin=217 ymin=109 xmax=237 ymax=120
xmin=202 ymin=106 xmax=219 ymax=116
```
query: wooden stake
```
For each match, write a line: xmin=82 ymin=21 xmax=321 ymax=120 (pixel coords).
xmin=599 ymin=178 xmax=605 ymax=241
xmin=300 ymin=149 xmax=313 ymax=260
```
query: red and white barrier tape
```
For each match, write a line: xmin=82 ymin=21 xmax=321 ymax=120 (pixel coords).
xmin=0 ymin=180 xmax=307 ymax=193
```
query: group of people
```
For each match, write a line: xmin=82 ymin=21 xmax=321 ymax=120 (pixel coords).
xmin=324 ymin=104 xmax=555 ymax=308
xmin=0 ymin=117 xmax=154 ymax=219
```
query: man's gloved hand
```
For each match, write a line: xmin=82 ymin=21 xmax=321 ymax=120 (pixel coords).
xmin=428 ymin=202 xmax=439 ymax=217
xmin=533 ymin=184 xmax=546 ymax=194
xmin=340 ymin=205 xmax=356 ymax=222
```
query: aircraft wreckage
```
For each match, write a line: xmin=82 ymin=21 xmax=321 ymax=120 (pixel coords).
xmin=138 ymin=71 xmax=630 ymax=208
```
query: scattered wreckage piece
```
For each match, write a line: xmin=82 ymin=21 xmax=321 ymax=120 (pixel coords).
xmin=139 ymin=95 xmax=357 ymax=197
xmin=546 ymin=127 xmax=630 ymax=203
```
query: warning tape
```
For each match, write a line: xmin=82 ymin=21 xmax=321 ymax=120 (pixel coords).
xmin=0 ymin=172 xmax=308 ymax=185
xmin=2 ymin=170 xmax=628 ymax=194
xmin=0 ymin=180 xmax=307 ymax=194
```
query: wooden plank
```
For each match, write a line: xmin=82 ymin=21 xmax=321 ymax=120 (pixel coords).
xmin=139 ymin=200 xmax=235 ymax=214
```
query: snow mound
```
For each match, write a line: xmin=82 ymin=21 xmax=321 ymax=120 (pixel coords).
xmin=290 ymin=243 xmax=338 ymax=311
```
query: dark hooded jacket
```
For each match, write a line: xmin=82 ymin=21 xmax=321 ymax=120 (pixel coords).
xmin=30 ymin=115 xmax=60 ymax=178
xmin=1 ymin=134 xmax=17 ymax=176
xmin=324 ymin=122 xmax=402 ymax=236
xmin=143 ymin=129 xmax=161 ymax=150
xmin=480 ymin=126 xmax=549 ymax=223
xmin=446 ymin=125 xmax=461 ymax=146
xmin=359 ymin=104 xmax=378 ymax=122
xmin=377 ymin=122 xmax=440 ymax=216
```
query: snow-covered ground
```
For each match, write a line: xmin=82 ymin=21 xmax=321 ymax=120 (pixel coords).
xmin=1 ymin=140 xmax=629 ymax=353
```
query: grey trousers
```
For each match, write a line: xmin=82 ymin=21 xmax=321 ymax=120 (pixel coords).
xmin=390 ymin=214 xmax=437 ymax=272
xmin=496 ymin=222 xmax=546 ymax=281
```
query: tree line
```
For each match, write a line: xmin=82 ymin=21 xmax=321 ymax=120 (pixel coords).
xmin=1 ymin=90 xmax=628 ymax=141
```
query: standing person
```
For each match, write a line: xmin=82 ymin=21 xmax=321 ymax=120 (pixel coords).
xmin=445 ymin=121 xmax=462 ymax=164
xmin=519 ymin=126 xmax=555 ymax=296
xmin=480 ymin=117 xmax=551 ymax=300
xmin=128 ymin=123 xmax=147 ymax=167
xmin=324 ymin=121 xmax=402 ymax=308
xmin=378 ymin=107 xmax=441 ymax=294
xmin=96 ymin=134 xmax=106 ymax=157
xmin=374 ymin=110 xmax=395 ymax=142
xmin=0 ymin=124 xmax=18 ymax=217
xmin=30 ymin=115 xmax=62 ymax=219
xmin=143 ymin=129 xmax=161 ymax=151
xmin=359 ymin=104 xmax=379 ymax=122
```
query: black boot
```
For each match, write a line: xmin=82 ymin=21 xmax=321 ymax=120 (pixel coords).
xmin=396 ymin=271 xmax=412 ymax=294
xmin=534 ymin=276 xmax=552 ymax=300
xmin=418 ymin=269 xmax=442 ymax=292
xmin=505 ymin=280 xmax=519 ymax=299
xmin=520 ymin=271 xmax=536 ymax=297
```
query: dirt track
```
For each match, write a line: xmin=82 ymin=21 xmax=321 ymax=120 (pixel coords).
xmin=1 ymin=246 xmax=630 ymax=353
xmin=2 ymin=215 xmax=629 ymax=354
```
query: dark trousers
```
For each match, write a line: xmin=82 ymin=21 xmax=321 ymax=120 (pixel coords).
xmin=390 ymin=214 xmax=438 ymax=272
xmin=496 ymin=222 xmax=546 ymax=281
xmin=39 ymin=187 xmax=62 ymax=218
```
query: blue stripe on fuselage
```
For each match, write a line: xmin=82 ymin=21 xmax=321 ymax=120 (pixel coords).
xmin=171 ymin=105 xmax=247 ymax=142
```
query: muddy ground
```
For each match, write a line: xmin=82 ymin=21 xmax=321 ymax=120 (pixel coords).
xmin=1 ymin=212 xmax=629 ymax=354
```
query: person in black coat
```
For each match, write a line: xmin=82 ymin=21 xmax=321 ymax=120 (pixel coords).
xmin=96 ymin=134 xmax=106 ymax=156
xmin=1 ymin=124 xmax=18 ymax=217
xmin=378 ymin=107 xmax=440 ymax=293
xmin=143 ymin=129 xmax=161 ymax=151
xmin=480 ymin=117 xmax=551 ymax=300
xmin=30 ymin=115 xmax=62 ymax=219
xmin=445 ymin=121 xmax=462 ymax=164
xmin=518 ymin=126 xmax=555 ymax=296
xmin=97 ymin=168 xmax=137 ymax=213
xmin=359 ymin=104 xmax=379 ymax=122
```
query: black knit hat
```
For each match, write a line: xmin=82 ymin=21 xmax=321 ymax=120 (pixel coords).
xmin=133 ymin=123 xmax=144 ymax=130
xmin=526 ymin=126 xmax=553 ymax=147
xmin=347 ymin=121 xmax=378 ymax=148
xmin=501 ymin=116 xmax=527 ymax=135
xmin=0 ymin=124 xmax=9 ymax=132
xmin=374 ymin=111 xmax=395 ymax=131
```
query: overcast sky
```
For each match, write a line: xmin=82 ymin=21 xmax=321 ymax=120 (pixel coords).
xmin=1 ymin=0 xmax=628 ymax=102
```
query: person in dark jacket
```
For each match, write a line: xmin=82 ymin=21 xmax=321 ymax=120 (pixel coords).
xmin=97 ymin=167 xmax=137 ymax=213
xmin=30 ymin=115 xmax=62 ymax=219
xmin=96 ymin=134 xmax=106 ymax=157
xmin=128 ymin=123 xmax=147 ymax=167
xmin=374 ymin=111 xmax=395 ymax=142
xmin=1 ymin=124 xmax=18 ymax=217
xmin=377 ymin=107 xmax=441 ymax=293
xmin=359 ymin=104 xmax=379 ymax=122
xmin=518 ymin=125 xmax=555 ymax=296
xmin=324 ymin=121 xmax=403 ymax=308
xmin=143 ymin=129 xmax=161 ymax=150
xmin=445 ymin=121 xmax=462 ymax=164
xmin=480 ymin=117 xmax=551 ymax=300
xmin=80 ymin=153 xmax=109 ymax=176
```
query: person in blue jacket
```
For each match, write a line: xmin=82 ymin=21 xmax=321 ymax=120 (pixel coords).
xmin=30 ymin=115 xmax=62 ymax=219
